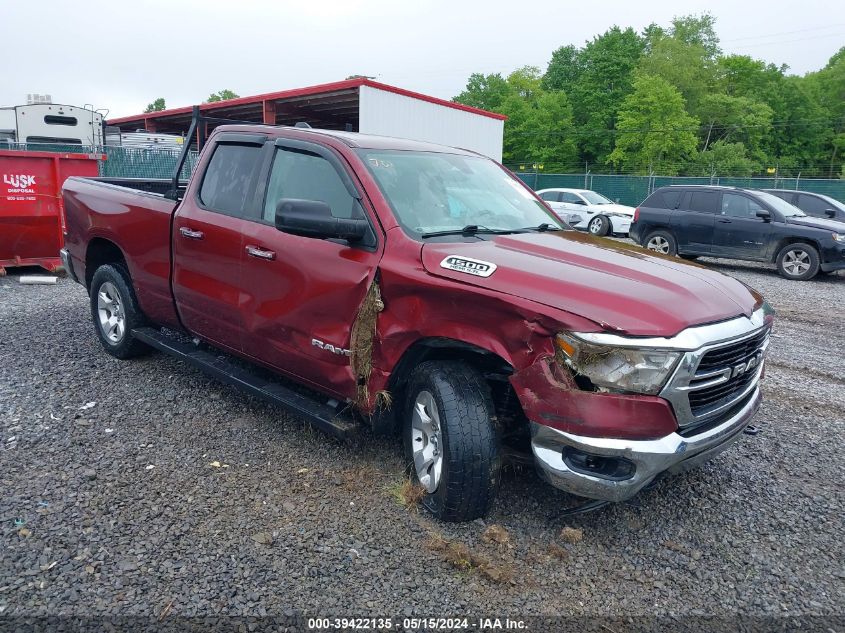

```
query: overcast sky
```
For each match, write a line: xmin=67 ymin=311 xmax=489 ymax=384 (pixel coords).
xmin=2 ymin=0 xmax=843 ymax=118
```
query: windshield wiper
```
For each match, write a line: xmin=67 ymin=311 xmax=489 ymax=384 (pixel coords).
xmin=420 ymin=225 xmax=522 ymax=238
xmin=520 ymin=223 xmax=557 ymax=232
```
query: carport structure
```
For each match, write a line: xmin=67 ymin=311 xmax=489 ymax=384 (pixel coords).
xmin=107 ymin=78 xmax=506 ymax=161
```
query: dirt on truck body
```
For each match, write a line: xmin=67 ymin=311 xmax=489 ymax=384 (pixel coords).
xmin=61 ymin=111 xmax=773 ymax=521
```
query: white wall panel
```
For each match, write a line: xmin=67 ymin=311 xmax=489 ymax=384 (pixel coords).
xmin=358 ymin=85 xmax=504 ymax=162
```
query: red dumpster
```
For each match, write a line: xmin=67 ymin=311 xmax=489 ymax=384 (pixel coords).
xmin=0 ymin=149 xmax=103 ymax=275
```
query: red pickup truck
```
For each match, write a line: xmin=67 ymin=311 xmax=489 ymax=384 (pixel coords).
xmin=61 ymin=117 xmax=773 ymax=521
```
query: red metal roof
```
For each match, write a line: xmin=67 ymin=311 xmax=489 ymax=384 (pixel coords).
xmin=107 ymin=78 xmax=507 ymax=127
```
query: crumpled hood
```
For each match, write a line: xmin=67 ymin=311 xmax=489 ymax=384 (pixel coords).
xmin=592 ymin=203 xmax=635 ymax=217
xmin=785 ymin=215 xmax=845 ymax=232
xmin=421 ymin=231 xmax=759 ymax=337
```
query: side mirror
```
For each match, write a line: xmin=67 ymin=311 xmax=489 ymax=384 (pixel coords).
xmin=755 ymin=209 xmax=771 ymax=222
xmin=825 ymin=209 xmax=836 ymax=219
xmin=275 ymin=198 xmax=368 ymax=242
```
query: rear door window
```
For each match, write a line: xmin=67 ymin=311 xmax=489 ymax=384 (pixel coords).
xmin=199 ymin=143 xmax=264 ymax=217
xmin=687 ymin=191 xmax=720 ymax=214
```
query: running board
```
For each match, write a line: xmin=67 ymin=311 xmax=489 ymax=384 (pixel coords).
xmin=131 ymin=327 xmax=358 ymax=440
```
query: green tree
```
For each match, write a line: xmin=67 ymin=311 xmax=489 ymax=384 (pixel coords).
xmin=453 ymin=73 xmax=513 ymax=111
xmin=609 ymin=75 xmax=699 ymax=174
xmin=144 ymin=98 xmax=166 ymax=113
xmin=697 ymin=94 xmax=773 ymax=159
xmin=543 ymin=26 xmax=645 ymax=163
xmin=690 ymin=140 xmax=760 ymax=177
xmin=206 ymin=89 xmax=240 ymax=103
xmin=637 ymin=14 xmax=720 ymax=114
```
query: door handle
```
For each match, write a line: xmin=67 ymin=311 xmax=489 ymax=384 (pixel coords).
xmin=179 ymin=227 xmax=204 ymax=239
xmin=245 ymin=245 xmax=276 ymax=260
xmin=717 ymin=218 xmax=732 ymax=223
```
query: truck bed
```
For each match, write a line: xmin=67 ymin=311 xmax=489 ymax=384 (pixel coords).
xmin=62 ymin=176 xmax=182 ymax=329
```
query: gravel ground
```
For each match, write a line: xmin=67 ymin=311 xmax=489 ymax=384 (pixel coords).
xmin=1 ymin=258 xmax=843 ymax=624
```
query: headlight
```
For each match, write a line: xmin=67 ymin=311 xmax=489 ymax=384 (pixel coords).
xmin=832 ymin=233 xmax=845 ymax=243
xmin=555 ymin=332 xmax=681 ymax=395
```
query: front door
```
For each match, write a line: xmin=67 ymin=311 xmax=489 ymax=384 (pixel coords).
xmin=238 ymin=140 xmax=382 ymax=399
xmin=172 ymin=137 xmax=265 ymax=352
xmin=712 ymin=192 xmax=771 ymax=260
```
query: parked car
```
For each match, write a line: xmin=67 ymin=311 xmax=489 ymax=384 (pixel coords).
xmin=536 ymin=188 xmax=635 ymax=236
xmin=763 ymin=189 xmax=845 ymax=223
xmin=631 ymin=185 xmax=845 ymax=280
xmin=62 ymin=119 xmax=773 ymax=522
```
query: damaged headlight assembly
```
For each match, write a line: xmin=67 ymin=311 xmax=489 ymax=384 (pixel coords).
xmin=555 ymin=332 xmax=681 ymax=395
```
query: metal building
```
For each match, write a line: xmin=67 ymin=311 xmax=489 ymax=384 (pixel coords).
xmin=107 ymin=78 xmax=506 ymax=161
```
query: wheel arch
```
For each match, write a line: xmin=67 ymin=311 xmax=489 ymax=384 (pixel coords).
xmin=85 ymin=237 xmax=128 ymax=289
xmin=770 ymin=236 xmax=822 ymax=263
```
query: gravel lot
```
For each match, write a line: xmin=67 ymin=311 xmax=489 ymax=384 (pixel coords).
xmin=1 ymin=258 xmax=843 ymax=624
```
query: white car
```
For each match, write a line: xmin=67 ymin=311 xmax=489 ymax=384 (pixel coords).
xmin=536 ymin=188 xmax=636 ymax=236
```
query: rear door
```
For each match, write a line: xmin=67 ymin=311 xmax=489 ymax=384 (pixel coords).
xmin=711 ymin=192 xmax=771 ymax=260
xmin=171 ymin=134 xmax=266 ymax=352
xmin=672 ymin=190 xmax=718 ymax=253
xmin=238 ymin=138 xmax=382 ymax=399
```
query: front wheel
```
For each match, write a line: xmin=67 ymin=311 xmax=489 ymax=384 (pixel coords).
xmin=588 ymin=215 xmax=611 ymax=236
xmin=89 ymin=264 xmax=151 ymax=359
xmin=403 ymin=361 xmax=500 ymax=522
xmin=776 ymin=243 xmax=820 ymax=280
xmin=644 ymin=230 xmax=678 ymax=256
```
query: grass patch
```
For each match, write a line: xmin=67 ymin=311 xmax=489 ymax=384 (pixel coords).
xmin=386 ymin=477 xmax=427 ymax=510
xmin=425 ymin=531 xmax=514 ymax=583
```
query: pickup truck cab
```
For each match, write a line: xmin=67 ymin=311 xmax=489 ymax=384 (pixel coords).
xmin=631 ymin=185 xmax=845 ymax=280
xmin=62 ymin=122 xmax=773 ymax=521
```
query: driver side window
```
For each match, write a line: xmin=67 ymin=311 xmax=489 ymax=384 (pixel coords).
xmin=263 ymin=148 xmax=358 ymax=222
xmin=560 ymin=192 xmax=582 ymax=204
xmin=721 ymin=193 xmax=764 ymax=219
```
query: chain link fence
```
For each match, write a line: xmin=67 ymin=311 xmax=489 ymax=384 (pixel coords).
xmin=0 ymin=142 xmax=200 ymax=182
xmin=515 ymin=172 xmax=845 ymax=206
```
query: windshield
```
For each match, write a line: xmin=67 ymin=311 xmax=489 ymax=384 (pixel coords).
xmin=755 ymin=191 xmax=806 ymax=217
xmin=357 ymin=150 xmax=564 ymax=237
xmin=580 ymin=191 xmax=613 ymax=205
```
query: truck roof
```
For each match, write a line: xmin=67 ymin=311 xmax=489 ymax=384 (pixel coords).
xmin=214 ymin=124 xmax=477 ymax=156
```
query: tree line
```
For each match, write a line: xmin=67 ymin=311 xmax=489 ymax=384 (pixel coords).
xmin=453 ymin=15 xmax=844 ymax=178
xmin=143 ymin=90 xmax=240 ymax=113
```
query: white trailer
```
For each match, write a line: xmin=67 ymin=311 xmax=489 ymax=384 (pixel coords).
xmin=0 ymin=103 xmax=103 ymax=147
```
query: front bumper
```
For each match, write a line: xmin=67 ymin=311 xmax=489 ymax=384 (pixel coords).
xmin=531 ymin=386 xmax=761 ymax=502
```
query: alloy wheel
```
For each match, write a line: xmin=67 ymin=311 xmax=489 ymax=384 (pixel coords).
xmin=410 ymin=390 xmax=443 ymax=493
xmin=783 ymin=249 xmax=810 ymax=276
xmin=647 ymin=236 xmax=670 ymax=254
xmin=97 ymin=281 xmax=126 ymax=344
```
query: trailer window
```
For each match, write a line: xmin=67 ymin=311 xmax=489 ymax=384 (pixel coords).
xmin=44 ymin=115 xmax=77 ymax=126
xmin=199 ymin=143 xmax=263 ymax=216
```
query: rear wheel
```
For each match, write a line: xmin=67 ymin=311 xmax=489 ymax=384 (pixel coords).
xmin=776 ymin=243 xmax=820 ymax=280
xmin=644 ymin=230 xmax=678 ymax=256
xmin=588 ymin=215 xmax=611 ymax=236
xmin=403 ymin=361 xmax=500 ymax=522
xmin=89 ymin=264 xmax=151 ymax=359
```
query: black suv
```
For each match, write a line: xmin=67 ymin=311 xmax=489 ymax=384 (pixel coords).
xmin=763 ymin=189 xmax=845 ymax=223
xmin=630 ymin=186 xmax=845 ymax=280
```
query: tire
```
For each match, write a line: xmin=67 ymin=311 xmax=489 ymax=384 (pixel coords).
xmin=776 ymin=243 xmax=820 ymax=280
xmin=587 ymin=215 xmax=611 ymax=236
xmin=89 ymin=264 xmax=151 ymax=359
xmin=403 ymin=361 xmax=500 ymax=522
xmin=644 ymin=230 xmax=678 ymax=256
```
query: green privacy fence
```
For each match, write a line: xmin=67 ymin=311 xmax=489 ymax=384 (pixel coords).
xmin=0 ymin=142 xmax=200 ymax=181
xmin=516 ymin=172 xmax=845 ymax=206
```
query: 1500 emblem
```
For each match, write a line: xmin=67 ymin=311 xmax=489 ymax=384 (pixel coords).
xmin=440 ymin=255 xmax=497 ymax=278
xmin=312 ymin=338 xmax=351 ymax=356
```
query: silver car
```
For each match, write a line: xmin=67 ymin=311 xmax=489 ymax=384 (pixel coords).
xmin=536 ymin=188 xmax=635 ymax=236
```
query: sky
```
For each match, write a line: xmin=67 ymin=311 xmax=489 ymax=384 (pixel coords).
xmin=1 ymin=0 xmax=843 ymax=119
